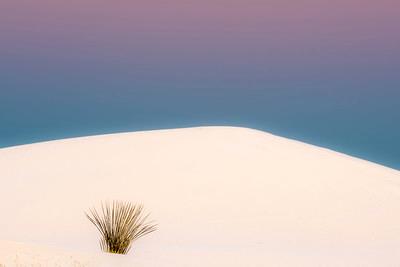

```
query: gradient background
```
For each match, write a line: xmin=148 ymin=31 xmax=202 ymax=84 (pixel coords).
xmin=1 ymin=0 xmax=399 ymax=169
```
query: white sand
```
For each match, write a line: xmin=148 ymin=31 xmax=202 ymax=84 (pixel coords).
xmin=0 ymin=126 xmax=400 ymax=266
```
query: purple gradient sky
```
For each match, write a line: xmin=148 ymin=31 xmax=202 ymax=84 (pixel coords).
xmin=1 ymin=0 xmax=400 ymax=169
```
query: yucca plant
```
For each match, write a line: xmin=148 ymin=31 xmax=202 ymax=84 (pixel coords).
xmin=86 ymin=201 xmax=157 ymax=254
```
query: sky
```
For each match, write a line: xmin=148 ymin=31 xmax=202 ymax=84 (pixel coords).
xmin=0 ymin=0 xmax=399 ymax=169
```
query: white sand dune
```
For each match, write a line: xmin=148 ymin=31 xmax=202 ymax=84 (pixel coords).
xmin=0 ymin=126 xmax=400 ymax=266
xmin=0 ymin=240 xmax=131 ymax=267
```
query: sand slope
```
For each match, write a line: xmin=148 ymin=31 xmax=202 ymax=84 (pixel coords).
xmin=0 ymin=126 xmax=400 ymax=266
xmin=0 ymin=240 xmax=123 ymax=267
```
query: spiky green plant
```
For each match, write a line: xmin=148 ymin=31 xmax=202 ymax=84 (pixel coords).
xmin=86 ymin=201 xmax=157 ymax=254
